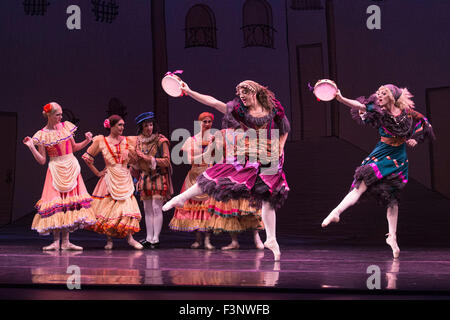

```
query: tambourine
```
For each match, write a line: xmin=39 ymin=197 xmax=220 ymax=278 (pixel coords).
xmin=312 ymin=79 xmax=338 ymax=101
xmin=161 ymin=70 xmax=186 ymax=97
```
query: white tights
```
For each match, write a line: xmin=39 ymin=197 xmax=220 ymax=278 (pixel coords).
xmin=322 ymin=181 xmax=400 ymax=258
xmin=333 ymin=182 xmax=368 ymax=217
xmin=162 ymin=184 xmax=281 ymax=260
xmin=162 ymin=184 xmax=203 ymax=211
xmin=143 ymin=198 xmax=164 ymax=243
xmin=322 ymin=181 xmax=368 ymax=227
xmin=261 ymin=201 xmax=280 ymax=260
xmin=386 ymin=205 xmax=398 ymax=236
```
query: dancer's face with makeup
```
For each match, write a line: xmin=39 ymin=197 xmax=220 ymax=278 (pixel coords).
xmin=142 ymin=120 xmax=154 ymax=137
xmin=238 ymin=87 xmax=256 ymax=107
xmin=111 ymin=119 xmax=125 ymax=136
xmin=47 ymin=105 xmax=63 ymax=125
xmin=376 ymin=87 xmax=392 ymax=106
xmin=201 ymin=117 xmax=212 ymax=132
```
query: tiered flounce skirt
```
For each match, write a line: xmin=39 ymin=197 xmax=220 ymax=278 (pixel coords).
xmin=32 ymin=170 xmax=96 ymax=235
xmin=87 ymin=176 xmax=141 ymax=238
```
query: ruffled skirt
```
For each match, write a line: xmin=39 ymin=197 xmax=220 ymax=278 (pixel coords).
xmin=169 ymin=165 xmax=212 ymax=232
xmin=197 ymin=157 xmax=289 ymax=210
xmin=87 ymin=176 xmax=141 ymax=238
xmin=351 ymin=141 xmax=408 ymax=207
xmin=205 ymin=198 xmax=264 ymax=234
xmin=169 ymin=163 xmax=265 ymax=233
xmin=31 ymin=169 xmax=96 ymax=235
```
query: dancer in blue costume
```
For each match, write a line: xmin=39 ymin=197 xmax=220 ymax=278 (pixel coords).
xmin=321 ymin=84 xmax=435 ymax=258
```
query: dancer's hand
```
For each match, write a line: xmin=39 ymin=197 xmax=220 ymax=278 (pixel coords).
xmin=181 ymin=81 xmax=191 ymax=96
xmin=85 ymin=132 xmax=93 ymax=142
xmin=136 ymin=149 xmax=146 ymax=159
xmin=97 ymin=168 xmax=107 ymax=177
xmin=128 ymin=151 xmax=138 ymax=164
xmin=406 ymin=139 xmax=417 ymax=147
xmin=23 ymin=136 xmax=34 ymax=148
xmin=335 ymin=90 xmax=343 ymax=102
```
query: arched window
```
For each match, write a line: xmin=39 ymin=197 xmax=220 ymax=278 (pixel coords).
xmin=91 ymin=0 xmax=119 ymax=23
xmin=23 ymin=0 xmax=51 ymax=16
xmin=185 ymin=4 xmax=217 ymax=49
xmin=242 ymin=0 xmax=275 ymax=48
xmin=290 ymin=0 xmax=323 ymax=10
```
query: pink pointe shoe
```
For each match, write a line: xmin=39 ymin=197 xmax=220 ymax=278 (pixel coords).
xmin=204 ymin=241 xmax=215 ymax=250
xmin=127 ymin=237 xmax=144 ymax=250
xmin=191 ymin=241 xmax=201 ymax=249
xmin=61 ymin=242 xmax=83 ymax=251
xmin=385 ymin=233 xmax=400 ymax=259
xmin=43 ymin=241 xmax=60 ymax=251
xmin=321 ymin=212 xmax=340 ymax=228
xmin=264 ymin=239 xmax=281 ymax=261
xmin=221 ymin=242 xmax=239 ymax=251
xmin=162 ymin=196 xmax=186 ymax=212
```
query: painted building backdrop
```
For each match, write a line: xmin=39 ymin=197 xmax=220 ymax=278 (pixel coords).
xmin=0 ymin=0 xmax=448 ymax=244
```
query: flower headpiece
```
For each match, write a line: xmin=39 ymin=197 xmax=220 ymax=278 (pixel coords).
xmin=103 ymin=119 xmax=111 ymax=129
xmin=43 ymin=103 xmax=53 ymax=113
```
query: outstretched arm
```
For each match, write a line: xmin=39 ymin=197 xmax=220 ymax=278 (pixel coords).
xmin=23 ymin=137 xmax=46 ymax=165
xmin=181 ymin=82 xmax=227 ymax=114
xmin=335 ymin=90 xmax=366 ymax=111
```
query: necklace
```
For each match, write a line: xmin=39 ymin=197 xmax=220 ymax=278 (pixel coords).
xmin=104 ymin=136 xmax=128 ymax=164
xmin=138 ymin=134 xmax=157 ymax=155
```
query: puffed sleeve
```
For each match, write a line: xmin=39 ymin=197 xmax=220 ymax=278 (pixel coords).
xmin=127 ymin=136 xmax=137 ymax=149
xmin=350 ymin=95 xmax=384 ymax=128
xmin=155 ymin=135 xmax=171 ymax=168
xmin=408 ymin=110 xmax=436 ymax=144
xmin=221 ymin=98 xmax=242 ymax=129
xmin=273 ymin=99 xmax=291 ymax=135
xmin=126 ymin=135 xmax=138 ymax=158
xmin=82 ymin=135 xmax=102 ymax=164
xmin=32 ymin=130 xmax=44 ymax=146
xmin=63 ymin=121 xmax=77 ymax=136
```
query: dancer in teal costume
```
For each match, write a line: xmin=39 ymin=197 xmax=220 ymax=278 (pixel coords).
xmin=321 ymin=84 xmax=435 ymax=259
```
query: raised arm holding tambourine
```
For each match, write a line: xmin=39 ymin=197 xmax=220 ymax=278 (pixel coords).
xmin=161 ymin=77 xmax=291 ymax=261
xmin=314 ymin=80 xmax=435 ymax=259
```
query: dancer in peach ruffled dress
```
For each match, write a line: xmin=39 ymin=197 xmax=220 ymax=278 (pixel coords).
xmin=82 ymin=115 xmax=143 ymax=250
xmin=23 ymin=102 xmax=96 ymax=251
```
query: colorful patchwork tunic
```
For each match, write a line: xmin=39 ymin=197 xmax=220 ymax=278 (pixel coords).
xmin=197 ymin=97 xmax=291 ymax=211
xmin=133 ymin=134 xmax=173 ymax=201
xmin=350 ymin=99 xmax=435 ymax=207
xmin=31 ymin=121 xmax=96 ymax=235
xmin=82 ymin=135 xmax=141 ymax=238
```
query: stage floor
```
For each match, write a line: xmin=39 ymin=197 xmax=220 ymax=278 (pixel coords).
xmin=1 ymin=230 xmax=450 ymax=300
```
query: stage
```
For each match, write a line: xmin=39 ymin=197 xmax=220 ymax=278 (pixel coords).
xmin=1 ymin=222 xmax=450 ymax=300
xmin=1 ymin=138 xmax=450 ymax=300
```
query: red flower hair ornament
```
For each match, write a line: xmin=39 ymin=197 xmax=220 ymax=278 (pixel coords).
xmin=103 ymin=119 xmax=111 ymax=129
xmin=43 ymin=103 xmax=52 ymax=113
